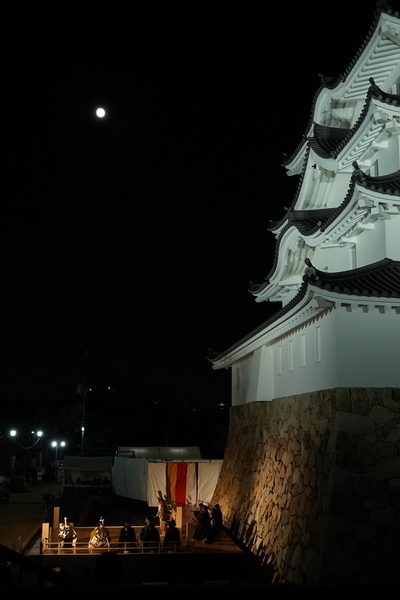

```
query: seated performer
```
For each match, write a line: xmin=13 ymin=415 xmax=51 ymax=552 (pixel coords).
xmin=163 ymin=519 xmax=181 ymax=552
xmin=118 ymin=517 xmax=136 ymax=552
xmin=139 ymin=516 xmax=160 ymax=552
xmin=88 ymin=517 xmax=111 ymax=549
xmin=58 ymin=517 xmax=77 ymax=548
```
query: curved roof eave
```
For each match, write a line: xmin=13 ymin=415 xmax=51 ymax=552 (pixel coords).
xmin=249 ymin=166 xmax=400 ymax=298
xmin=251 ymin=177 xmax=358 ymax=297
xmin=210 ymin=257 xmax=400 ymax=368
xmin=209 ymin=282 xmax=311 ymax=368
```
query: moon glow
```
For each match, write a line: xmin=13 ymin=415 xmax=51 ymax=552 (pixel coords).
xmin=96 ymin=108 xmax=106 ymax=118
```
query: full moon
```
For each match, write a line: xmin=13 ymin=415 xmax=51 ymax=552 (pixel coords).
xmin=96 ymin=108 xmax=106 ymax=118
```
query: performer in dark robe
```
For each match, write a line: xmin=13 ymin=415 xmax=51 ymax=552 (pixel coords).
xmin=118 ymin=518 xmax=136 ymax=552
xmin=163 ymin=519 xmax=181 ymax=552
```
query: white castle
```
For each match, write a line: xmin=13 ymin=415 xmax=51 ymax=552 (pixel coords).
xmin=210 ymin=5 xmax=400 ymax=403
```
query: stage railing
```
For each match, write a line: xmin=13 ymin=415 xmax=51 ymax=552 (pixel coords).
xmin=42 ymin=539 xmax=181 ymax=555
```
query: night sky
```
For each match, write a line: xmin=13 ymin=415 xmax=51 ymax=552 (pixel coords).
xmin=2 ymin=1 xmax=379 ymax=410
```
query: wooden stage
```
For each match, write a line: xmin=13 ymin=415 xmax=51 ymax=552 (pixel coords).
xmin=40 ymin=507 xmax=244 ymax=584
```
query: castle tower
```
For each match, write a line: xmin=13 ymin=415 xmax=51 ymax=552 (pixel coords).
xmin=210 ymin=4 xmax=400 ymax=584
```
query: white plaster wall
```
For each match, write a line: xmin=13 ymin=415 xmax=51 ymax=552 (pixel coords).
xmin=247 ymin=347 xmax=262 ymax=404
xmin=386 ymin=216 xmax=400 ymax=260
xmin=232 ymin=356 xmax=252 ymax=406
xmin=244 ymin=345 xmax=275 ymax=403
xmin=257 ymin=345 xmax=275 ymax=402
xmin=355 ymin=218 xmax=387 ymax=268
xmin=230 ymin=305 xmax=400 ymax=406
xmin=336 ymin=305 xmax=400 ymax=388
xmin=378 ymin=134 xmax=399 ymax=175
xmin=272 ymin=309 xmax=339 ymax=399
xmin=313 ymin=244 xmax=354 ymax=273
xmin=325 ymin=172 xmax=353 ymax=209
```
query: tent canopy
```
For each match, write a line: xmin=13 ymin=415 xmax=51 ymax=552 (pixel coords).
xmin=117 ymin=447 xmax=201 ymax=460
xmin=63 ymin=456 xmax=112 ymax=471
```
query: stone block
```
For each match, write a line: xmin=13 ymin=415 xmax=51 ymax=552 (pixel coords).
xmin=328 ymin=466 xmax=352 ymax=497
xmin=320 ymin=549 xmax=361 ymax=578
xmin=330 ymin=495 xmax=361 ymax=518
xmin=385 ymin=488 xmax=400 ymax=511
xmin=370 ymin=456 xmax=400 ymax=480
xmin=352 ymin=476 xmax=370 ymax=499
xmin=388 ymin=477 xmax=400 ymax=488
xmin=354 ymin=522 xmax=379 ymax=543
xmin=318 ymin=417 xmax=329 ymax=435
xmin=374 ymin=440 xmax=397 ymax=456
xmin=356 ymin=441 xmax=375 ymax=463
xmin=290 ymin=543 xmax=302 ymax=568
xmin=336 ymin=388 xmax=351 ymax=412
xmin=364 ymin=432 xmax=377 ymax=444
xmin=382 ymin=388 xmax=400 ymax=409
xmin=334 ymin=412 xmax=375 ymax=434
xmin=351 ymin=401 xmax=369 ymax=415
xmin=369 ymin=404 xmax=396 ymax=424
xmin=355 ymin=540 xmax=384 ymax=566
xmin=369 ymin=507 xmax=395 ymax=527
xmin=336 ymin=454 xmax=366 ymax=473
xmin=366 ymin=388 xmax=384 ymax=406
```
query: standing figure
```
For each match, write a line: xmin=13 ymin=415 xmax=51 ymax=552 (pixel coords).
xmin=191 ymin=503 xmax=210 ymax=541
xmin=156 ymin=490 xmax=168 ymax=536
xmin=36 ymin=466 xmax=45 ymax=490
xmin=213 ymin=504 xmax=223 ymax=529
xmin=88 ymin=517 xmax=111 ymax=549
xmin=202 ymin=509 xmax=219 ymax=544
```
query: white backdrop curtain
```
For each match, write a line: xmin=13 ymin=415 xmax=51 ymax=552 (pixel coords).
xmin=198 ymin=462 xmax=222 ymax=504
xmin=147 ymin=462 xmax=167 ymax=506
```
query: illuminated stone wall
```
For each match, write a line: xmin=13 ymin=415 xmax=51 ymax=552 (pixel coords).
xmin=212 ymin=388 xmax=400 ymax=584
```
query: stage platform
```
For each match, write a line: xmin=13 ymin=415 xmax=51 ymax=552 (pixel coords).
xmin=40 ymin=507 xmax=245 ymax=584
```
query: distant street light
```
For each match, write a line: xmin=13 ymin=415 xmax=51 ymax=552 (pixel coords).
xmin=51 ymin=441 xmax=66 ymax=480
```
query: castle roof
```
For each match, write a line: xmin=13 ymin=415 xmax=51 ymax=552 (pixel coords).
xmin=308 ymin=82 xmax=400 ymax=160
xmin=304 ymin=257 xmax=400 ymax=298
xmin=283 ymin=5 xmax=400 ymax=169
xmin=210 ymin=5 xmax=400 ymax=373
xmin=250 ymin=167 xmax=400 ymax=297
xmin=210 ymin=258 xmax=400 ymax=366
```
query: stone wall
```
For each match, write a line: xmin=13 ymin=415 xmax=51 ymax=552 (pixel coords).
xmin=212 ymin=388 xmax=400 ymax=584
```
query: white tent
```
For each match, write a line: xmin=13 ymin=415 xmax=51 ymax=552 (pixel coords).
xmin=112 ymin=457 xmax=222 ymax=507
xmin=63 ymin=456 xmax=112 ymax=483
